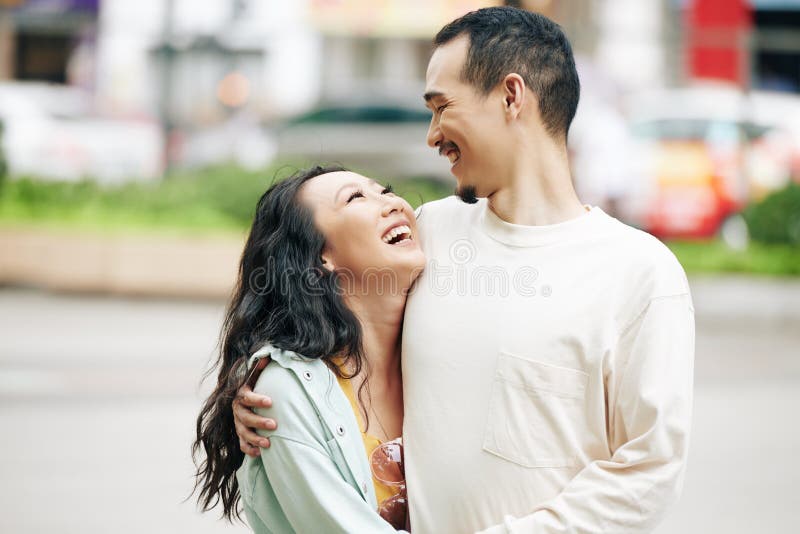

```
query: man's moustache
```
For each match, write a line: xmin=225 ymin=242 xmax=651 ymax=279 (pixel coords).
xmin=439 ymin=142 xmax=459 ymax=157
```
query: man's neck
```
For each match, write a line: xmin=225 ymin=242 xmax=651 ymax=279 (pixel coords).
xmin=487 ymin=138 xmax=586 ymax=226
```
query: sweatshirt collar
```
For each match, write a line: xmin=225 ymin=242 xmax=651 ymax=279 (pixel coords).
xmin=480 ymin=201 xmax=606 ymax=248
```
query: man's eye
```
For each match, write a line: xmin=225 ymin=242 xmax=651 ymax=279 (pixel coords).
xmin=381 ymin=184 xmax=394 ymax=195
xmin=437 ymin=104 xmax=447 ymax=113
xmin=346 ymin=190 xmax=364 ymax=203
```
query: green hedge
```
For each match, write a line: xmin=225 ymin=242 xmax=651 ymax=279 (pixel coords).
xmin=667 ymin=240 xmax=800 ymax=276
xmin=2 ymin=167 xmax=798 ymax=276
xmin=0 ymin=165 xmax=454 ymax=234
xmin=744 ymin=183 xmax=800 ymax=246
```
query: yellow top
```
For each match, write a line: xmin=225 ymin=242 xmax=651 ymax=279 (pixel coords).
xmin=335 ymin=373 xmax=401 ymax=506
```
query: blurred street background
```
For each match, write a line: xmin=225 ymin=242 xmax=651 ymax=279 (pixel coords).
xmin=0 ymin=0 xmax=799 ymax=533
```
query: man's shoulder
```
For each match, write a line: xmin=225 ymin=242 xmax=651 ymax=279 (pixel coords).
xmin=600 ymin=215 xmax=690 ymax=298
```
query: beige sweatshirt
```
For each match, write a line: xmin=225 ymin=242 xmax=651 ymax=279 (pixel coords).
xmin=401 ymin=196 xmax=695 ymax=534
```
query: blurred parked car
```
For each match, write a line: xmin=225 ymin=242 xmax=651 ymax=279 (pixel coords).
xmin=620 ymin=85 xmax=796 ymax=240
xmin=273 ymin=102 xmax=451 ymax=181
xmin=0 ymin=82 xmax=164 ymax=183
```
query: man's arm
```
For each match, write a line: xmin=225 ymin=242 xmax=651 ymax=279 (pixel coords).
xmin=478 ymin=293 xmax=695 ymax=534
xmin=233 ymin=357 xmax=276 ymax=457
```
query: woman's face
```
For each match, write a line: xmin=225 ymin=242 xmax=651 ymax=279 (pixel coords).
xmin=299 ymin=171 xmax=426 ymax=292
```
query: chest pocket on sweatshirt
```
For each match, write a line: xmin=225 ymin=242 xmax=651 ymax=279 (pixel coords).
xmin=482 ymin=351 xmax=589 ymax=468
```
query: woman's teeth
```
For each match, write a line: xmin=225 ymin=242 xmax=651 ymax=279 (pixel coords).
xmin=382 ymin=225 xmax=412 ymax=244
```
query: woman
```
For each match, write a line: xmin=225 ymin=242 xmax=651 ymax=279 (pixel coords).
xmin=193 ymin=165 xmax=425 ymax=532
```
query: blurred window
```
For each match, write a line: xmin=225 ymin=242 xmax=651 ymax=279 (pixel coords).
xmin=414 ymin=39 xmax=434 ymax=80
xmin=632 ymin=119 xmax=709 ymax=140
xmin=706 ymin=121 xmax=743 ymax=147
xmin=754 ymin=9 xmax=800 ymax=93
xmin=14 ymin=33 xmax=73 ymax=83
xmin=742 ymin=123 xmax=772 ymax=141
xmin=353 ymin=38 xmax=380 ymax=80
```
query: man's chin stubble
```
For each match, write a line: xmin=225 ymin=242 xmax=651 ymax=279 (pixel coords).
xmin=455 ymin=184 xmax=478 ymax=204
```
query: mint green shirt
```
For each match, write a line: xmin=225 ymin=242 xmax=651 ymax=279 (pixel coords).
xmin=236 ymin=344 xmax=402 ymax=533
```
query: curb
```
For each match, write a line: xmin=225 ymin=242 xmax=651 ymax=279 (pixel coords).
xmin=0 ymin=228 xmax=243 ymax=299
xmin=2 ymin=228 xmax=799 ymax=323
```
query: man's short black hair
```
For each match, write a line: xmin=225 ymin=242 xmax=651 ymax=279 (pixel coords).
xmin=434 ymin=6 xmax=580 ymax=140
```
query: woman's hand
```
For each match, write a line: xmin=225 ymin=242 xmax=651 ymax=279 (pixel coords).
xmin=233 ymin=357 xmax=277 ymax=457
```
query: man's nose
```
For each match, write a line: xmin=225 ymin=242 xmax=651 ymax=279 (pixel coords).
xmin=426 ymin=117 xmax=442 ymax=149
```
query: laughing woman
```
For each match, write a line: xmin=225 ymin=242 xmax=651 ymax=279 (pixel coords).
xmin=193 ymin=166 xmax=423 ymax=533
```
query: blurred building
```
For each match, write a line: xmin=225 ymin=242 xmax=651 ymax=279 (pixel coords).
xmin=1 ymin=0 xmax=798 ymax=180
xmin=0 ymin=0 xmax=98 ymax=86
xmin=677 ymin=0 xmax=800 ymax=92
xmin=309 ymin=0 xmax=498 ymax=102
xmin=96 ymin=0 xmax=318 ymax=126
xmin=0 ymin=1 xmax=165 ymax=182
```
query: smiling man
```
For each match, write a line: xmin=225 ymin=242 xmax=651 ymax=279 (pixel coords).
xmin=233 ymin=7 xmax=694 ymax=533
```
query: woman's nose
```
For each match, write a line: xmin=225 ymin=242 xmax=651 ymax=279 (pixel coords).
xmin=381 ymin=195 xmax=404 ymax=217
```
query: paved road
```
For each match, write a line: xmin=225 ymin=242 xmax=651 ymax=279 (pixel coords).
xmin=0 ymin=282 xmax=798 ymax=533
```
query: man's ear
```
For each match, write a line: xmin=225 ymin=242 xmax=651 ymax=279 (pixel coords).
xmin=502 ymin=73 xmax=526 ymax=119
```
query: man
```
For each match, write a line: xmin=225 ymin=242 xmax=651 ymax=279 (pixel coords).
xmin=233 ymin=7 xmax=694 ymax=533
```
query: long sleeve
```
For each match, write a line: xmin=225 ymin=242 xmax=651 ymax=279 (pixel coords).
xmin=238 ymin=352 xmax=405 ymax=534
xmin=477 ymin=293 xmax=695 ymax=534
xmin=252 ymin=435 xmax=401 ymax=534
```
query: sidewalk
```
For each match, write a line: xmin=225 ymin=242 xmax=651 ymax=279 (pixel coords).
xmin=689 ymin=275 xmax=800 ymax=325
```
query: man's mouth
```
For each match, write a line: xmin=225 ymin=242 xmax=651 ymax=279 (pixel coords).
xmin=439 ymin=143 xmax=460 ymax=165
xmin=381 ymin=224 xmax=412 ymax=245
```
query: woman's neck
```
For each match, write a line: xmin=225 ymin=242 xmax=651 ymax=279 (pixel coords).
xmin=341 ymin=281 xmax=409 ymax=440
xmin=344 ymin=290 xmax=406 ymax=385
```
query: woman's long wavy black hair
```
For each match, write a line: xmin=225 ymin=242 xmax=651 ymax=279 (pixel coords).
xmin=192 ymin=165 xmax=367 ymax=520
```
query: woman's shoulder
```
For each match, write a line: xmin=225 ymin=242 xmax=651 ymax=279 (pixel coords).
xmin=250 ymin=345 xmax=328 ymax=392
xmin=249 ymin=346 xmax=333 ymax=406
xmin=248 ymin=344 xmax=343 ymax=444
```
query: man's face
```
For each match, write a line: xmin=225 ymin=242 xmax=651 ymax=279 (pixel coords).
xmin=424 ymin=35 xmax=509 ymax=201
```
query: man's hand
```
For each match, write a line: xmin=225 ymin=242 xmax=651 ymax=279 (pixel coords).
xmin=233 ymin=357 xmax=277 ymax=457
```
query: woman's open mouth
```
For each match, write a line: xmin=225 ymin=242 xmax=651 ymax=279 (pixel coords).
xmin=381 ymin=224 xmax=412 ymax=245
